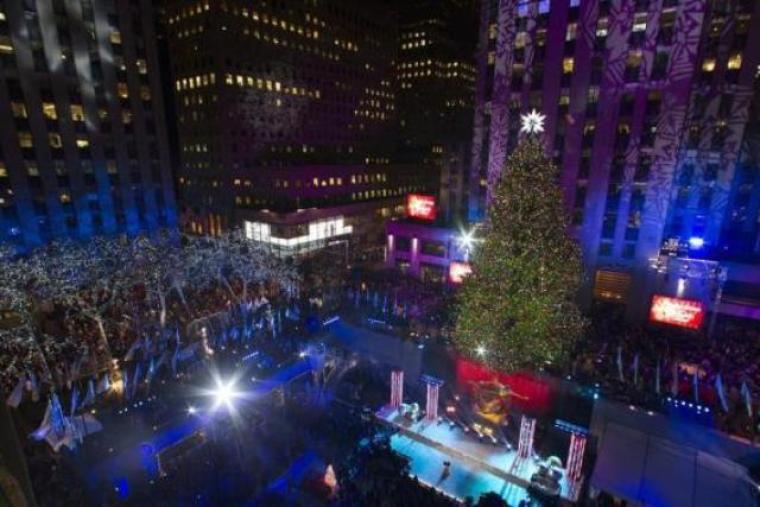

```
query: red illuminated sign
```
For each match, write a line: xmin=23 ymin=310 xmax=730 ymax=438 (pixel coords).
xmin=406 ymin=194 xmax=437 ymax=221
xmin=449 ymin=261 xmax=473 ymax=284
xmin=649 ymin=295 xmax=705 ymax=330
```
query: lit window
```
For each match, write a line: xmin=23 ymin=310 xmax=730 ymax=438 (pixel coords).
xmin=702 ymin=58 xmax=716 ymax=72
xmin=626 ymin=50 xmax=643 ymax=68
xmin=563 ymin=57 xmax=574 ymax=73
xmin=728 ymin=53 xmax=742 ymax=70
xmin=0 ymin=163 xmax=5 ymax=177
xmin=0 ymin=35 xmax=13 ymax=54
xmin=60 ymin=193 xmax=71 ymax=203
xmin=136 ymin=59 xmax=148 ymax=74
xmin=110 ymin=31 xmax=122 ymax=44
xmin=26 ymin=163 xmax=39 ymax=176
xmin=593 ymin=19 xmax=607 ymax=39
xmin=117 ymin=82 xmax=129 ymax=98
xmin=632 ymin=13 xmax=647 ymax=32
xmin=18 ymin=132 xmax=33 ymax=148
xmin=70 ymin=104 xmax=85 ymax=121
xmin=566 ymin=23 xmax=577 ymax=41
xmin=49 ymin=133 xmax=62 ymax=148
xmin=11 ymin=102 xmax=27 ymax=118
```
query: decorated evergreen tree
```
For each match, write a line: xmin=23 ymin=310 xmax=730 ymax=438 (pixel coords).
xmin=455 ymin=120 xmax=585 ymax=371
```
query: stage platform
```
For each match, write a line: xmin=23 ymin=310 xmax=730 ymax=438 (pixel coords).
xmin=377 ymin=405 xmax=582 ymax=504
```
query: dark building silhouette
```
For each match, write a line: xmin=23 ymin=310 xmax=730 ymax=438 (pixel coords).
xmin=0 ymin=0 xmax=177 ymax=248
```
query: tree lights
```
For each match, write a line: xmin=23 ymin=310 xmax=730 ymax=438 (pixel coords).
xmin=454 ymin=136 xmax=585 ymax=371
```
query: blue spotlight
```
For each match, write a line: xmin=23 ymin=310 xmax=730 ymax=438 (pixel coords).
xmin=688 ymin=237 xmax=705 ymax=249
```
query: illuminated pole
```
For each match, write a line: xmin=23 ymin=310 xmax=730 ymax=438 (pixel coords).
xmin=390 ymin=370 xmax=404 ymax=408
xmin=422 ymin=375 xmax=444 ymax=421
xmin=512 ymin=415 xmax=536 ymax=472
xmin=425 ymin=382 xmax=439 ymax=421
xmin=565 ymin=432 xmax=587 ymax=482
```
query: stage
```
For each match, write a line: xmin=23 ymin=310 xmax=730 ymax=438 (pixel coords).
xmin=377 ymin=405 xmax=582 ymax=504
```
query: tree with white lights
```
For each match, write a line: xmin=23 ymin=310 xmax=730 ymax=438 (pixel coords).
xmin=131 ymin=234 xmax=189 ymax=328
xmin=455 ymin=113 xmax=585 ymax=371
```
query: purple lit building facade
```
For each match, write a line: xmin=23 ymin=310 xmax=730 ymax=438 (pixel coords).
xmin=469 ymin=0 xmax=760 ymax=319
xmin=0 ymin=0 xmax=177 ymax=249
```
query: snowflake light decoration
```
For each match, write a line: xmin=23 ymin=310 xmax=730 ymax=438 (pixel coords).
xmin=520 ymin=109 xmax=546 ymax=135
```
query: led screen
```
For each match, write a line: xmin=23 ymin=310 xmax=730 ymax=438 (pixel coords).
xmin=406 ymin=194 xmax=437 ymax=221
xmin=649 ymin=295 xmax=705 ymax=330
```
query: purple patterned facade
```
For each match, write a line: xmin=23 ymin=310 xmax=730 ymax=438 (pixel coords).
xmin=470 ymin=0 xmax=760 ymax=318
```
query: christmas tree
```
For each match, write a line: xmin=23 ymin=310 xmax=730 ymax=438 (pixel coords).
xmin=454 ymin=128 xmax=585 ymax=372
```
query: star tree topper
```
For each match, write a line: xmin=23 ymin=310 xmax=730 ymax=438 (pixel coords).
xmin=520 ymin=109 xmax=546 ymax=135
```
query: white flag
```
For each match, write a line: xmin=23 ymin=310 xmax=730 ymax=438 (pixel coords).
xmin=740 ymin=381 xmax=753 ymax=418
xmin=632 ymin=354 xmax=639 ymax=387
xmin=29 ymin=373 xmax=40 ymax=402
xmin=70 ymin=386 xmax=79 ymax=417
xmin=124 ymin=339 xmax=141 ymax=362
xmin=715 ymin=374 xmax=728 ymax=412
xmin=5 ymin=376 xmax=25 ymax=408
xmin=96 ymin=373 xmax=110 ymax=394
xmin=616 ymin=346 xmax=624 ymax=382
xmin=81 ymin=380 xmax=95 ymax=407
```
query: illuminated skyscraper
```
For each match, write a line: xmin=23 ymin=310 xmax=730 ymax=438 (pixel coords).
xmin=165 ymin=0 xmax=405 ymax=237
xmin=0 ymin=0 xmax=177 ymax=248
xmin=396 ymin=0 xmax=478 ymax=222
xmin=471 ymin=0 xmax=760 ymax=317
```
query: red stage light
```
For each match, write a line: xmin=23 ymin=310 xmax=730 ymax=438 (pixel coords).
xmin=649 ymin=295 xmax=705 ymax=330
xmin=449 ymin=261 xmax=472 ymax=283
xmin=406 ymin=194 xmax=437 ymax=220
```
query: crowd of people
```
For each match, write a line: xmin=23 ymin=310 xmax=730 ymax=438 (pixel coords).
xmin=343 ymin=270 xmax=455 ymax=340
xmin=573 ymin=306 xmax=760 ymax=440
xmin=333 ymin=440 xmax=457 ymax=507
xmin=0 ymin=232 xmax=296 ymax=397
xmin=5 ymin=233 xmax=760 ymax=506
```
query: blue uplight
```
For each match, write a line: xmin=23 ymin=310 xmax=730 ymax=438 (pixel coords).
xmin=688 ymin=237 xmax=705 ymax=249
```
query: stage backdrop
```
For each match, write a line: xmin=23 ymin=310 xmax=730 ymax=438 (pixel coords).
xmin=455 ymin=357 xmax=552 ymax=415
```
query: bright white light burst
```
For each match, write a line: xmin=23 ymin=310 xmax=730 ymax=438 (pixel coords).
xmin=458 ymin=229 xmax=475 ymax=250
xmin=520 ymin=109 xmax=546 ymax=135
xmin=211 ymin=379 xmax=239 ymax=411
